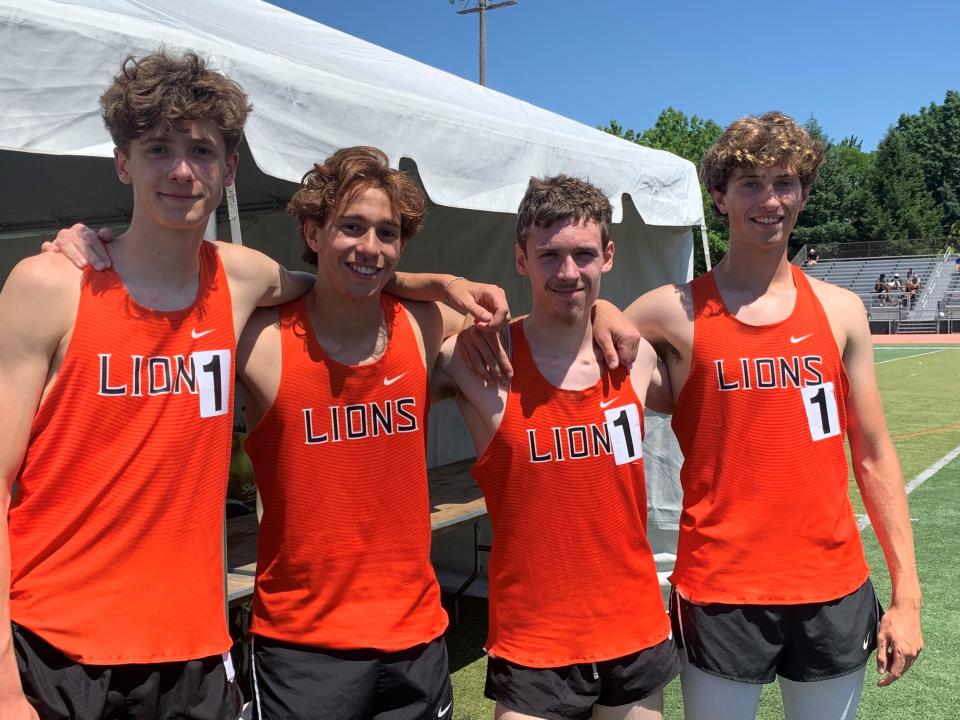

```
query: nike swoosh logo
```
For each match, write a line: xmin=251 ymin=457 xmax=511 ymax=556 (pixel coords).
xmin=191 ymin=329 xmax=214 ymax=339
xmin=438 ymin=701 xmax=453 ymax=718
xmin=383 ymin=374 xmax=405 ymax=386
xmin=790 ymin=334 xmax=812 ymax=344
xmin=863 ymin=634 xmax=870 ymax=650
xmin=599 ymin=398 xmax=618 ymax=409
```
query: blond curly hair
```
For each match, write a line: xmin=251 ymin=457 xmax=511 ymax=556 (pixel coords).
xmin=700 ymin=111 xmax=824 ymax=220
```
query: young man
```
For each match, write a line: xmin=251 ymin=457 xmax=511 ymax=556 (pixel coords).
xmin=435 ymin=176 xmax=679 ymax=720
xmin=237 ymin=146 xmax=463 ymax=720
xmin=1 ymin=53 xmax=504 ymax=720
xmin=623 ymin=112 xmax=923 ymax=720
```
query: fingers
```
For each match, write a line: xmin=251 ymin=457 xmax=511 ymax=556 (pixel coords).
xmin=615 ymin=334 xmax=640 ymax=369
xmin=456 ymin=327 xmax=509 ymax=384
xmin=596 ymin=334 xmax=619 ymax=370
xmin=448 ymin=282 xmax=511 ymax=331
xmin=877 ymin=643 xmax=907 ymax=687
xmin=461 ymin=297 xmax=494 ymax=328
xmin=51 ymin=223 xmax=112 ymax=270
xmin=876 ymin=633 xmax=888 ymax=676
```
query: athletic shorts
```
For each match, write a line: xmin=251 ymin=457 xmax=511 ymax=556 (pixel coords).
xmin=250 ymin=634 xmax=453 ymax=720
xmin=484 ymin=637 xmax=680 ymax=720
xmin=670 ymin=578 xmax=883 ymax=684
xmin=12 ymin=622 xmax=242 ymax=720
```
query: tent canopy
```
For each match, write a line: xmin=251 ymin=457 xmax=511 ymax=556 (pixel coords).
xmin=0 ymin=0 xmax=703 ymax=228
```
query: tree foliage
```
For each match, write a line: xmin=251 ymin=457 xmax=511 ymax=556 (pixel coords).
xmin=602 ymin=108 xmax=725 ymax=273
xmin=603 ymin=92 xmax=958 ymax=266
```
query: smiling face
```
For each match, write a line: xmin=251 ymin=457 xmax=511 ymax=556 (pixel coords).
xmin=711 ymin=164 xmax=809 ymax=250
xmin=305 ymin=185 xmax=404 ymax=302
xmin=517 ymin=218 xmax=613 ymax=325
xmin=115 ymin=119 xmax=238 ymax=232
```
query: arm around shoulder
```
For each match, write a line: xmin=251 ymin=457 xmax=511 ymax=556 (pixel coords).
xmin=215 ymin=241 xmax=313 ymax=310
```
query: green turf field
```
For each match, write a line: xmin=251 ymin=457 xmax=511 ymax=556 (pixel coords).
xmin=443 ymin=344 xmax=960 ymax=719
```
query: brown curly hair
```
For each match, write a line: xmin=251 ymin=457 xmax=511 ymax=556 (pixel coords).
xmin=516 ymin=175 xmax=612 ymax=251
xmin=100 ymin=50 xmax=252 ymax=154
xmin=700 ymin=111 xmax=825 ymax=221
xmin=288 ymin=147 xmax=426 ymax=266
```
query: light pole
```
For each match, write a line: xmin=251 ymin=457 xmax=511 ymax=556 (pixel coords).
xmin=454 ymin=0 xmax=518 ymax=86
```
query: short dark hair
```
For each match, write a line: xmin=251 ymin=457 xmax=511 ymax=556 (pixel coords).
xmin=516 ymin=175 xmax=612 ymax=250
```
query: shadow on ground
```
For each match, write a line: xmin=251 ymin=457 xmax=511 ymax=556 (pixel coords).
xmin=441 ymin=593 xmax=489 ymax=673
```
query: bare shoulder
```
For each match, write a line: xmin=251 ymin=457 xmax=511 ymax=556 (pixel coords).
xmin=239 ymin=306 xmax=281 ymax=347
xmin=807 ymin=274 xmax=863 ymax=312
xmin=624 ymin=282 xmax=691 ymax=327
xmin=807 ymin=275 xmax=868 ymax=349
xmin=212 ymin=240 xmax=277 ymax=279
xmin=398 ymin=297 xmax=442 ymax=334
xmin=237 ymin=306 xmax=281 ymax=376
xmin=1 ymin=253 xmax=81 ymax=326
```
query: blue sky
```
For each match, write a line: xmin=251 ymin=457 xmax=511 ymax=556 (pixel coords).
xmin=270 ymin=0 xmax=958 ymax=151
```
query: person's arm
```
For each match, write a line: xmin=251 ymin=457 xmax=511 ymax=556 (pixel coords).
xmin=388 ymin=272 xmax=510 ymax=331
xmin=213 ymin=241 xmax=313 ymax=309
xmin=591 ymin=299 xmax=641 ymax=370
xmin=840 ymin=292 xmax=923 ymax=687
xmin=42 ymin=224 xmax=315 ymax=309
xmin=0 ymin=256 xmax=75 ymax=720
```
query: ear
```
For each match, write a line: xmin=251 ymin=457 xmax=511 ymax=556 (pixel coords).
xmin=799 ymin=184 xmax=811 ymax=211
xmin=114 ymin=147 xmax=132 ymax=186
xmin=304 ymin=218 xmax=323 ymax=255
xmin=601 ymin=240 xmax=614 ymax=273
xmin=515 ymin=242 xmax=529 ymax=276
xmin=223 ymin=150 xmax=240 ymax=188
xmin=711 ymin=189 xmax=728 ymax=216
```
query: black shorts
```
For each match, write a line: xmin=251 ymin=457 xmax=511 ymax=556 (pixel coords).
xmin=670 ymin=578 xmax=883 ymax=684
xmin=250 ymin=634 xmax=453 ymax=720
xmin=12 ymin=622 xmax=242 ymax=720
xmin=484 ymin=637 xmax=680 ymax=720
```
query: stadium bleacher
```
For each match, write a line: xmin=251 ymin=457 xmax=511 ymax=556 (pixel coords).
xmin=802 ymin=255 xmax=940 ymax=310
xmin=943 ymin=270 xmax=960 ymax=309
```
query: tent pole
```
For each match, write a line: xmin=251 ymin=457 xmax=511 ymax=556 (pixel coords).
xmin=699 ymin=223 xmax=711 ymax=272
xmin=226 ymin=185 xmax=243 ymax=245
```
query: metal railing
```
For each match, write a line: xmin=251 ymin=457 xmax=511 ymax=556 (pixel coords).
xmin=807 ymin=239 xmax=950 ymax=260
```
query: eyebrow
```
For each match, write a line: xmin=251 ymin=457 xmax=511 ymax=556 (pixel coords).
xmin=339 ymin=214 xmax=400 ymax=227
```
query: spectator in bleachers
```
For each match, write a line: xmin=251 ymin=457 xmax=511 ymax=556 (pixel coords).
xmin=955 ymin=255 xmax=960 ymax=272
xmin=906 ymin=270 xmax=921 ymax=308
xmin=890 ymin=273 xmax=904 ymax=306
xmin=804 ymin=247 xmax=819 ymax=266
xmin=875 ymin=273 xmax=892 ymax=304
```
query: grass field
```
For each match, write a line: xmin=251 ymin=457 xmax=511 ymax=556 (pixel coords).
xmin=442 ymin=344 xmax=960 ymax=719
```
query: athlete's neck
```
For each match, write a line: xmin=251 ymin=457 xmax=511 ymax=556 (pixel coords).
xmin=306 ymin=281 xmax=388 ymax=365
xmin=524 ymin=309 xmax=601 ymax=390
xmin=713 ymin=241 xmax=795 ymax=296
xmin=712 ymin=242 xmax=797 ymax=325
xmin=109 ymin=219 xmax=206 ymax=311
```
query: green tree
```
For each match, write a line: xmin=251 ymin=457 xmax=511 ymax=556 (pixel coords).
xmin=864 ymin=129 xmax=943 ymax=245
xmin=793 ymin=138 xmax=873 ymax=249
xmin=895 ymin=90 xmax=960 ymax=234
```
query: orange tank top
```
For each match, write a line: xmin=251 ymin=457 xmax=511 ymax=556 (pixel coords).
xmin=9 ymin=241 xmax=235 ymax=663
xmin=244 ymin=294 xmax=447 ymax=651
xmin=472 ymin=322 xmax=670 ymax=667
xmin=670 ymin=265 xmax=868 ymax=604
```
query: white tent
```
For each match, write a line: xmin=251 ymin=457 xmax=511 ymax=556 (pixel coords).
xmin=0 ymin=0 xmax=694 ymax=587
